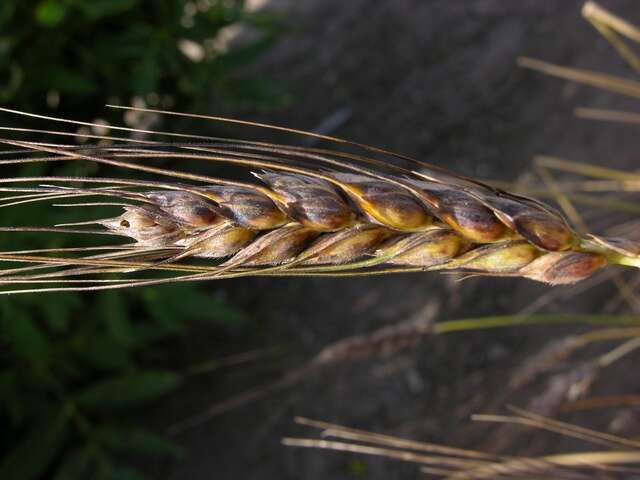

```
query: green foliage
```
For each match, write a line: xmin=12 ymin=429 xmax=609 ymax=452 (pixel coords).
xmin=0 ymin=277 xmax=242 ymax=478
xmin=0 ymin=407 xmax=70 ymax=480
xmin=0 ymin=188 xmax=249 ymax=476
xmin=0 ymin=2 xmax=280 ymax=477
xmin=0 ymin=189 xmax=243 ymax=475
xmin=0 ymin=2 xmax=281 ymax=477
xmin=1 ymin=0 xmax=285 ymax=118
xmin=347 ymin=459 xmax=368 ymax=477
xmin=75 ymin=371 xmax=181 ymax=410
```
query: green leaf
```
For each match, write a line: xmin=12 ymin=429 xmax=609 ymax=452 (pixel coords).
xmin=123 ymin=429 xmax=184 ymax=458
xmin=38 ymin=293 xmax=82 ymax=333
xmin=242 ymin=10 xmax=285 ymax=32
xmin=52 ymin=355 xmax=85 ymax=382
xmin=0 ymin=37 xmax=14 ymax=58
xmin=131 ymin=51 xmax=160 ymax=96
xmin=96 ymin=426 xmax=183 ymax=458
xmin=348 ymin=459 xmax=368 ymax=477
xmin=130 ymin=323 xmax=181 ymax=347
xmin=47 ymin=68 xmax=96 ymax=95
xmin=35 ymin=0 xmax=67 ymax=27
xmin=142 ymin=285 xmax=246 ymax=329
xmin=0 ymin=371 xmax=23 ymax=425
xmin=217 ymin=35 xmax=277 ymax=69
xmin=72 ymin=335 xmax=132 ymax=372
xmin=140 ymin=289 xmax=183 ymax=332
xmin=96 ymin=465 xmax=144 ymax=480
xmin=0 ymin=407 xmax=70 ymax=480
xmin=75 ymin=0 xmax=139 ymax=19
xmin=0 ymin=63 xmax=23 ymax=102
xmin=75 ymin=371 xmax=181 ymax=410
xmin=53 ymin=446 xmax=94 ymax=480
xmin=1 ymin=304 xmax=50 ymax=364
xmin=99 ymin=291 xmax=135 ymax=348
xmin=0 ymin=2 xmax=16 ymax=29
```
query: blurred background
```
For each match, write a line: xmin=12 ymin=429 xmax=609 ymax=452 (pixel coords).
xmin=2 ymin=0 xmax=640 ymax=479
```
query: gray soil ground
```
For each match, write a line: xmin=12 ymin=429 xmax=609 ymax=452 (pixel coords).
xmin=150 ymin=1 xmax=640 ymax=478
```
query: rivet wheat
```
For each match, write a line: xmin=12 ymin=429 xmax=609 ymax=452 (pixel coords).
xmin=0 ymin=105 xmax=636 ymax=294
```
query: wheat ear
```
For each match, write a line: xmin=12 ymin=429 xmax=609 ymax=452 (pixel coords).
xmin=0 ymin=105 xmax=635 ymax=294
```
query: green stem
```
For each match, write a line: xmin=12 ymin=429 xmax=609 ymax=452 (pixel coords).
xmin=434 ymin=314 xmax=640 ymax=334
xmin=609 ymin=254 xmax=640 ymax=269
xmin=578 ymin=239 xmax=640 ymax=269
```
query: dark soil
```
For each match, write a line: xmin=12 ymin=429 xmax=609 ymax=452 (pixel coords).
xmin=151 ymin=1 xmax=640 ymax=478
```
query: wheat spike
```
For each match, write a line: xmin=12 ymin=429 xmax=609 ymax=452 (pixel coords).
xmin=0 ymin=105 xmax=635 ymax=294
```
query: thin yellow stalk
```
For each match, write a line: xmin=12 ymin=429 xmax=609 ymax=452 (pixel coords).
xmin=281 ymin=438 xmax=489 ymax=470
xmin=518 ymin=57 xmax=640 ymax=99
xmin=582 ymin=1 xmax=640 ymax=43
xmin=582 ymin=1 xmax=640 ymax=73
xmin=535 ymin=155 xmax=640 ymax=182
xmin=575 ymin=107 xmax=640 ymax=123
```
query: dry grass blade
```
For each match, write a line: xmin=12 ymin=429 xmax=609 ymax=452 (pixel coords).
xmin=281 ymin=439 xmax=497 ymax=473
xmin=475 ymin=406 xmax=640 ymax=450
xmin=510 ymin=327 xmax=640 ymax=390
xmin=583 ymin=1 xmax=640 ymax=43
xmin=562 ymin=394 xmax=640 ymax=412
xmin=518 ymin=56 xmax=640 ymax=99
xmin=284 ymin=413 xmax=640 ymax=479
xmin=582 ymin=1 xmax=640 ymax=73
xmin=285 ymin=412 xmax=640 ymax=479
xmin=575 ymin=107 xmax=640 ymax=124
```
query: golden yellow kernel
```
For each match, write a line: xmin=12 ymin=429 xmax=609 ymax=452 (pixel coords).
xmin=381 ymin=229 xmax=466 ymax=267
xmin=520 ymin=251 xmax=607 ymax=285
xmin=257 ymin=172 xmax=354 ymax=231
xmin=452 ymin=241 xmax=540 ymax=273
xmin=338 ymin=179 xmax=432 ymax=231
xmin=202 ymin=186 xmax=287 ymax=230
xmin=229 ymin=225 xmax=319 ymax=266
xmin=302 ymin=226 xmax=392 ymax=265
xmin=146 ymin=191 xmax=221 ymax=227
xmin=189 ymin=224 xmax=256 ymax=258
xmin=514 ymin=214 xmax=577 ymax=252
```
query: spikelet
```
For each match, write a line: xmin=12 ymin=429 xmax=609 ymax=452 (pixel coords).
xmin=254 ymin=172 xmax=355 ymax=231
xmin=181 ymin=223 xmax=256 ymax=259
xmin=199 ymin=185 xmax=287 ymax=230
xmin=225 ymin=224 xmax=318 ymax=267
xmin=411 ymin=181 xmax=510 ymax=243
xmin=377 ymin=228 xmax=468 ymax=267
xmin=301 ymin=225 xmax=392 ymax=265
xmin=100 ymin=205 xmax=186 ymax=247
xmin=519 ymin=251 xmax=608 ymax=285
xmin=329 ymin=173 xmax=433 ymax=231
xmin=144 ymin=190 xmax=221 ymax=228
xmin=0 ymin=104 xmax=634 ymax=294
